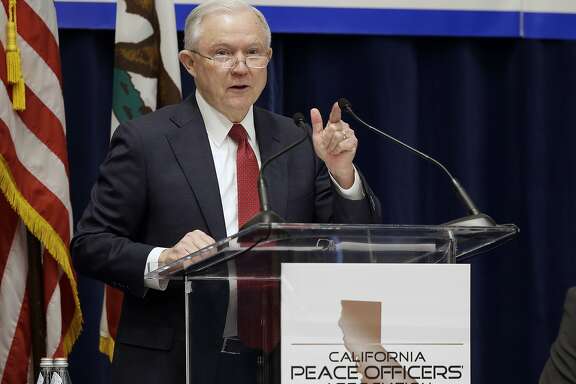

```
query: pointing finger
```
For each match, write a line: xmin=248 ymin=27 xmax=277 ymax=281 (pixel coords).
xmin=328 ymin=102 xmax=342 ymax=124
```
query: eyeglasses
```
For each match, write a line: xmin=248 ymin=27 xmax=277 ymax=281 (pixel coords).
xmin=188 ymin=49 xmax=270 ymax=69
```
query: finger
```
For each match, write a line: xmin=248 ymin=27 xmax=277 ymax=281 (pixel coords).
xmin=326 ymin=129 xmax=346 ymax=152
xmin=328 ymin=138 xmax=357 ymax=155
xmin=323 ymin=121 xmax=344 ymax=149
xmin=178 ymin=238 xmax=199 ymax=255
xmin=192 ymin=229 xmax=216 ymax=245
xmin=327 ymin=126 xmax=354 ymax=152
xmin=185 ymin=232 xmax=212 ymax=250
xmin=310 ymin=108 xmax=324 ymax=136
xmin=181 ymin=233 xmax=202 ymax=249
xmin=327 ymin=128 xmax=356 ymax=153
xmin=165 ymin=245 xmax=193 ymax=263
xmin=329 ymin=137 xmax=357 ymax=155
xmin=328 ymin=102 xmax=342 ymax=124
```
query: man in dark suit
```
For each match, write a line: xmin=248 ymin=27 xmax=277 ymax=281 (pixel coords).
xmin=540 ymin=287 xmax=576 ymax=384
xmin=72 ymin=1 xmax=381 ymax=383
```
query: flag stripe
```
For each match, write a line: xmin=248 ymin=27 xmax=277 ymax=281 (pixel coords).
xmin=43 ymin=253 xmax=61 ymax=315
xmin=0 ymin=152 xmax=82 ymax=357
xmin=105 ymin=286 xmax=123 ymax=340
xmin=0 ymin=124 xmax=71 ymax=243
xmin=0 ymin=44 xmax=68 ymax=170
xmin=1 ymin=0 xmax=63 ymax=84
xmin=52 ymin=277 xmax=76 ymax=356
xmin=0 ymin=0 xmax=82 ymax=372
xmin=0 ymin=155 xmax=80 ymax=357
xmin=24 ymin=0 xmax=59 ymax=41
xmin=0 ymin=196 xmax=18 ymax=278
xmin=0 ymin=221 xmax=29 ymax=383
xmin=1 ymin=287 xmax=31 ymax=384
xmin=17 ymin=85 xmax=68 ymax=173
xmin=0 ymin=129 xmax=81 ymax=358
xmin=44 ymin=264 xmax=62 ymax=356
xmin=13 ymin=37 xmax=66 ymax=133
xmin=1 ymin=37 xmax=67 ymax=132
xmin=0 ymin=8 xmax=68 ymax=170
xmin=0 ymin=4 xmax=67 ymax=137
xmin=0 ymin=97 xmax=73 ymax=235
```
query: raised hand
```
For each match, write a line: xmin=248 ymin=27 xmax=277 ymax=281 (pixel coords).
xmin=310 ymin=102 xmax=358 ymax=189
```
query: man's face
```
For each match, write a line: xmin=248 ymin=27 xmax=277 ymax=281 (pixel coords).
xmin=180 ymin=10 xmax=270 ymax=122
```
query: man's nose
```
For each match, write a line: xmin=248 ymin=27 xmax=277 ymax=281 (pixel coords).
xmin=231 ymin=54 xmax=249 ymax=73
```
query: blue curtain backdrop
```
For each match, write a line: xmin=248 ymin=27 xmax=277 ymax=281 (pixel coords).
xmin=60 ymin=29 xmax=576 ymax=383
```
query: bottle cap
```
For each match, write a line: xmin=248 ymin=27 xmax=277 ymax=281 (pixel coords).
xmin=39 ymin=357 xmax=53 ymax=368
xmin=53 ymin=358 xmax=68 ymax=368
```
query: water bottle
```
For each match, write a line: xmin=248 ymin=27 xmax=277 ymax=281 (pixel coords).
xmin=50 ymin=358 xmax=72 ymax=384
xmin=36 ymin=357 xmax=53 ymax=384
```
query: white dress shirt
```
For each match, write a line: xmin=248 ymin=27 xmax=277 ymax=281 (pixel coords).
xmin=144 ymin=90 xmax=364 ymax=338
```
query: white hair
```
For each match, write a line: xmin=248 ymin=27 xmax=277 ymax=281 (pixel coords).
xmin=183 ymin=0 xmax=272 ymax=50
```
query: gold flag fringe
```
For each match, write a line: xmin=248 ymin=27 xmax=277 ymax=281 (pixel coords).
xmin=99 ymin=335 xmax=115 ymax=362
xmin=0 ymin=155 xmax=83 ymax=356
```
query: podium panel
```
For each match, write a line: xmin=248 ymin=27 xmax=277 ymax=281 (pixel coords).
xmin=282 ymin=263 xmax=471 ymax=384
xmin=145 ymin=223 xmax=517 ymax=384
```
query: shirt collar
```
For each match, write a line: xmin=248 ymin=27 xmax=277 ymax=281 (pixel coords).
xmin=195 ymin=90 xmax=255 ymax=147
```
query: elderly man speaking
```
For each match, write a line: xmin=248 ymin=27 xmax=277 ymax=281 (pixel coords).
xmin=72 ymin=1 xmax=381 ymax=383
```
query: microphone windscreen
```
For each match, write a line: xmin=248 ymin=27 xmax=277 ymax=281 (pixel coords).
xmin=337 ymin=98 xmax=352 ymax=111
xmin=292 ymin=112 xmax=305 ymax=125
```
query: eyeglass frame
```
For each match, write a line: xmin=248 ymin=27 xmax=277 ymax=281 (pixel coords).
xmin=187 ymin=49 xmax=271 ymax=69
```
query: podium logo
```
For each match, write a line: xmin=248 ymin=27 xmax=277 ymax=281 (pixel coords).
xmin=334 ymin=299 xmax=463 ymax=384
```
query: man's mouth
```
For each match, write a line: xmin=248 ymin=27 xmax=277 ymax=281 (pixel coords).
xmin=229 ymin=85 xmax=249 ymax=91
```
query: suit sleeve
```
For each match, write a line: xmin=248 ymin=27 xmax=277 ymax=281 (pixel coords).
xmin=540 ymin=287 xmax=576 ymax=384
xmin=71 ymin=123 xmax=153 ymax=298
xmin=312 ymin=149 xmax=382 ymax=224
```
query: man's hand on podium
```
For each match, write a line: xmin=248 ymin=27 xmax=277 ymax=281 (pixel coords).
xmin=160 ymin=230 xmax=215 ymax=265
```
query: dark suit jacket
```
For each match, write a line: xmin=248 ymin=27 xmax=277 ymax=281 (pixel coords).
xmin=540 ymin=287 xmax=576 ymax=384
xmin=72 ymin=96 xmax=381 ymax=384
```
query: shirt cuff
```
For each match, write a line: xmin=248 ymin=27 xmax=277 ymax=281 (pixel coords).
xmin=144 ymin=247 xmax=169 ymax=291
xmin=329 ymin=165 xmax=365 ymax=200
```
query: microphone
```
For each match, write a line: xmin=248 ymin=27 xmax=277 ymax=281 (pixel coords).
xmin=337 ymin=98 xmax=495 ymax=227
xmin=240 ymin=113 xmax=310 ymax=230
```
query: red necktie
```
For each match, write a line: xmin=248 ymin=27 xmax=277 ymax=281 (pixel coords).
xmin=228 ymin=124 xmax=260 ymax=225
xmin=229 ymin=123 xmax=279 ymax=352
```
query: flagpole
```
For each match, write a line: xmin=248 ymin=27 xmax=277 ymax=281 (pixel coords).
xmin=26 ymin=231 xmax=46 ymax=380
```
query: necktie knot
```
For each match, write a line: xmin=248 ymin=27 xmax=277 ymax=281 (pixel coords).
xmin=229 ymin=123 xmax=248 ymax=144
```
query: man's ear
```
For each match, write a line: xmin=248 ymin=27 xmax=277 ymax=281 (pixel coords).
xmin=178 ymin=50 xmax=196 ymax=77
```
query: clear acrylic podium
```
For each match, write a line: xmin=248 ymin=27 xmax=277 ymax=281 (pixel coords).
xmin=145 ymin=223 xmax=518 ymax=384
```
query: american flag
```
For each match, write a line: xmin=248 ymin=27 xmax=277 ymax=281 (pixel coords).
xmin=0 ymin=0 xmax=82 ymax=382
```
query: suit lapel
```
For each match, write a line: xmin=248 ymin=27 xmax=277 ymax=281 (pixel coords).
xmin=254 ymin=108 xmax=288 ymax=218
xmin=165 ymin=97 xmax=227 ymax=240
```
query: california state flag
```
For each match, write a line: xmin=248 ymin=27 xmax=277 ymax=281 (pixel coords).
xmin=0 ymin=0 xmax=82 ymax=382
xmin=100 ymin=0 xmax=182 ymax=361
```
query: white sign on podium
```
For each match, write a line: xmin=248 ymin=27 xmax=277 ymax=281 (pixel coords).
xmin=281 ymin=264 xmax=470 ymax=384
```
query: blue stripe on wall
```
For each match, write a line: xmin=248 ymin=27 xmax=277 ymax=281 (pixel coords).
xmin=523 ymin=12 xmax=576 ymax=40
xmin=54 ymin=2 xmax=576 ymax=40
xmin=55 ymin=2 xmax=116 ymax=29
xmin=251 ymin=7 xmax=519 ymax=37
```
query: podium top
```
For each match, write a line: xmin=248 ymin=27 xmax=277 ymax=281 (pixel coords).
xmin=145 ymin=223 xmax=518 ymax=281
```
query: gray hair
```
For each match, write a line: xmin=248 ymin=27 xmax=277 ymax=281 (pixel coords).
xmin=183 ymin=0 xmax=272 ymax=50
